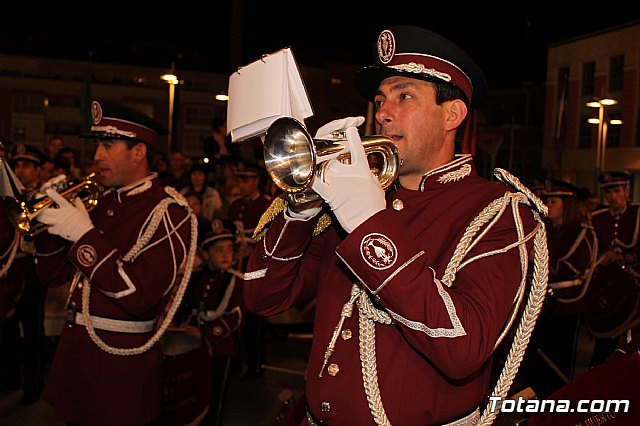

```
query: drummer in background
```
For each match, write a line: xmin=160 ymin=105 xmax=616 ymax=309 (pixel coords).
xmin=517 ymin=179 xmax=597 ymax=398
xmin=0 ymin=143 xmax=47 ymax=403
xmin=181 ymin=222 xmax=244 ymax=426
xmin=590 ymin=171 xmax=640 ymax=367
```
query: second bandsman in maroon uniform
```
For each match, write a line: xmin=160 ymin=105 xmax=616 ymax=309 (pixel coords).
xmin=33 ymin=100 xmax=197 ymax=425
xmin=517 ymin=179 xmax=597 ymax=398
xmin=589 ymin=171 xmax=640 ymax=366
xmin=227 ymin=166 xmax=271 ymax=260
xmin=244 ymin=26 xmax=546 ymax=425
xmin=227 ymin=166 xmax=270 ymax=379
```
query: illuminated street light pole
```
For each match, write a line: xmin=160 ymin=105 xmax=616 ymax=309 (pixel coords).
xmin=586 ymin=98 xmax=617 ymax=173
xmin=161 ymin=63 xmax=179 ymax=153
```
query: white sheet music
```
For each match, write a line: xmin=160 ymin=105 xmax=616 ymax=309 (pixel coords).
xmin=227 ymin=48 xmax=314 ymax=142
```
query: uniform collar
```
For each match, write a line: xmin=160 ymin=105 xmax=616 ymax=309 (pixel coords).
xmin=418 ymin=154 xmax=475 ymax=192
xmin=109 ymin=173 xmax=157 ymax=203
xmin=609 ymin=203 xmax=628 ymax=218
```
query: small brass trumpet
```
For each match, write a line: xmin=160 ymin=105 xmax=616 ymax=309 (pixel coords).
xmin=4 ymin=173 xmax=101 ymax=236
xmin=263 ymin=117 xmax=399 ymax=206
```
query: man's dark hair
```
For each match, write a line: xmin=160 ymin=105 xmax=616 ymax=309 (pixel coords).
xmin=125 ymin=140 xmax=156 ymax=167
xmin=434 ymin=81 xmax=468 ymax=106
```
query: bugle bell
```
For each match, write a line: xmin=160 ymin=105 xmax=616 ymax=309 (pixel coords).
xmin=263 ymin=117 xmax=399 ymax=206
xmin=3 ymin=173 xmax=101 ymax=236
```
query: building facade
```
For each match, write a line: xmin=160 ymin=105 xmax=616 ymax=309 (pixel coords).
xmin=0 ymin=53 xmax=366 ymax=164
xmin=543 ymin=21 xmax=640 ymax=197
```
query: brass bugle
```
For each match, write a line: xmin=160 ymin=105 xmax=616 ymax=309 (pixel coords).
xmin=263 ymin=117 xmax=399 ymax=205
xmin=3 ymin=173 xmax=101 ymax=236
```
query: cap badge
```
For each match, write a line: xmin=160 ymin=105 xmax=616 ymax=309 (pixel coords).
xmin=603 ymin=173 xmax=612 ymax=183
xmin=91 ymin=101 xmax=103 ymax=125
xmin=16 ymin=143 xmax=26 ymax=155
xmin=211 ymin=219 xmax=224 ymax=233
xmin=377 ymin=29 xmax=396 ymax=64
xmin=361 ymin=233 xmax=397 ymax=270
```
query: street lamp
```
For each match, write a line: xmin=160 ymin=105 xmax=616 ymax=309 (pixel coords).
xmin=161 ymin=63 xmax=179 ymax=152
xmin=586 ymin=98 xmax=618 ymax=173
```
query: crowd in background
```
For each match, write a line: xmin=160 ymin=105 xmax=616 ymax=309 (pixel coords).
xmin=3 ymin=118 xmax=640 ymax=423
xmin=0 ymin=121 xmax=279 ymax=425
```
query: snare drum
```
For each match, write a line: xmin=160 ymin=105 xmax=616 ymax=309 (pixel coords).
xmin=161 ymin=330 xmax=212 ymax=426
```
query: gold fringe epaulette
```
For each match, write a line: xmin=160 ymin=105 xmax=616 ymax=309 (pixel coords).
xmin=253 ymin=193 xmax=333 ymax=241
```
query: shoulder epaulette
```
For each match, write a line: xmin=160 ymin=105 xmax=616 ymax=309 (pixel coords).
xmin=253 ymin=193 xmax=333 ymax=241
xmin=493 ymin=168 xmax=548 ymax=217
xmin=164 ymin=186 xmax=190 ymax=209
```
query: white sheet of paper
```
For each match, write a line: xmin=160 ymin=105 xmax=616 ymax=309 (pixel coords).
xmin=227 ymin=48 xmax=313 ymax=142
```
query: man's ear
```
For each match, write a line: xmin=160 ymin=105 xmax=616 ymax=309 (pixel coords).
xmin=133 ymin=142 xmax=147 ymax=162
xmin=444 ymin=99 xmax=468 ymax=131
xmin=200 ymin=247 xmax=210 ymax=262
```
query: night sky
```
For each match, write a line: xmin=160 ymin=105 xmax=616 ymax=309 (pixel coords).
xmin=1 ymin=1 xmax=638 ymax=88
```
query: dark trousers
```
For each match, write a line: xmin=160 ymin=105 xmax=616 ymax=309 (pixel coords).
xmin=0 ymin=279 xmax=46 ymax=400
xmin=203 ymin=357 xmax=233 ymax=426
xmin=241 ymin=311 xmax=265 ymax=376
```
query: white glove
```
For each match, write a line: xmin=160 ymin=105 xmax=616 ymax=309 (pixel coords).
xmin=283 ymin=118 xmax=364 ymax=220
xmin=314 ymin=116 xmax=365 ymax=140
xmin=36 ymin=189 xmax=95 ymax=242
xmin=311 ymin=122 xmax=386 ymax=233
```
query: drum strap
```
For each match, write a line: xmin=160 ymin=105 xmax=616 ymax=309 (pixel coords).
xmin=549 ymin=279 xmax=582 ymax=289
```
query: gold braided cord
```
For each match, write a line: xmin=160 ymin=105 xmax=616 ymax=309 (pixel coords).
xmin=253 ymin=193 xmax=333 ymax=242
xmin=349 ymin=168 xmax=548 ymax=426
xmin=476 ymin=221 xmax=548 ymax=426
xmin=357 ymin=289 xmax=393 ymax=426
xmin=81 ymin=191 xmax=198 ymax=356
xmin=475 ymin=170 xmax=549 ymax=426
xmin=494 ymin=168 xmax=548 ymax=216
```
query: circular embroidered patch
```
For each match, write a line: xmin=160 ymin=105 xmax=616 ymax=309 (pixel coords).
xmin=77 ymin=244 xmax=97 ymax=267
xmin=360 ymin=233 xmax=397 ymax=270
xmin=377 ymin=29 xmax=396 ymax=64
xmin=212 ymin=326 xmax=223 ymax=336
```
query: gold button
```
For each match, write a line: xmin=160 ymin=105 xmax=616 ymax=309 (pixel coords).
xmin=615 ymin=223 xmax=619 ymax=227
xmin=77 ymin=283 xmax=83 ymax=290
xmin=261 ymin=255 xmax=269 ymax=263
xmin=106 ymin=209 xmax=114 ymax=216
xmin=341 ymin=329 xmax=352 ymax=340
xmin=327 ymin=363 xmax=340 ymax=376
xmin=392 ymin=199 xmax=404 ymax=211
xmin=321 ymin=401 xmax=331 ymax=412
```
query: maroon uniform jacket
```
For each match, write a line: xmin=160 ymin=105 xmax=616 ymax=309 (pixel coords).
xmin=591 ymin=203 xmax=640 ymax=278
xmin=546 ymin=222 xmax=597 ymax=304
xmin=227 ymin=193 xmax=271 ymax=240
xmin=244 ymin=156 xmax=540 ymax=425
xmin=34 ymin=175 xmax=194 ymax=426
xmin=186 ymin=266 xmax=244 ymax=358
